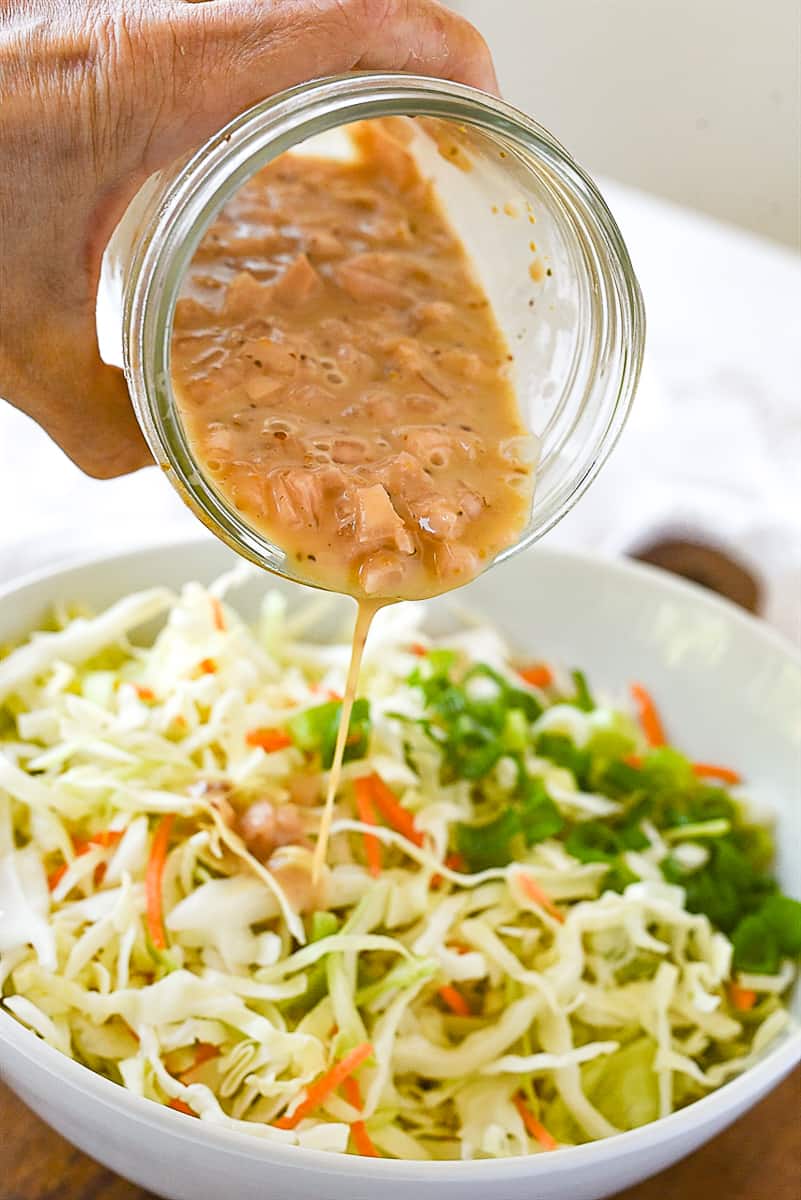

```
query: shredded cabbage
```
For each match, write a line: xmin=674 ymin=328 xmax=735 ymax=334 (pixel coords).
xmin=0 ymin=579 xmax=797 ymax=1159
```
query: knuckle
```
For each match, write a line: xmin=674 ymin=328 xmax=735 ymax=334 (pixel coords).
xmin=334 ymin=0 xmax=398 ymax=41
xmin=91 ymin=3 xmax=198 ymax=171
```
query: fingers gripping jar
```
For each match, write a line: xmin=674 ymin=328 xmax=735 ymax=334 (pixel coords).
xmin=98 ymin=73 xmax=645 ymax=588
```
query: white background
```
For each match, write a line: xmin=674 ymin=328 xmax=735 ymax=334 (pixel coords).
xmin=0 ymin=8 xmax=799 ymax=642
xmin=454 ymin=0 xmax=801 ymax=249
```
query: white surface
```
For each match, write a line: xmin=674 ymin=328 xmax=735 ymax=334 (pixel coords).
xmin=454 ymin=0 xmax=801 ymax=249
xmin=1 ymin=182 xmax=799 ymax=639
xmin=0 ymin=539 xmax=799 ymax=1200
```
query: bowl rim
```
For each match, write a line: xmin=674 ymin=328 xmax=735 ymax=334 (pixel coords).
xmin=0 ymin=536 xmax=799 ymax=1180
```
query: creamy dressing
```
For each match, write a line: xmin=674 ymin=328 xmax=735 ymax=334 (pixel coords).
xmin=311 ymin=598 xmax=383 ymax=880
xmin=171 ymin=120 xmax=534 ymax=601
xmin=170 ymin=119 xmax=535 ymax=879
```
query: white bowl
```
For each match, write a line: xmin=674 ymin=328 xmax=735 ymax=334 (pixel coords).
xmin=0 ymin=538 xmax=799 ymax=1200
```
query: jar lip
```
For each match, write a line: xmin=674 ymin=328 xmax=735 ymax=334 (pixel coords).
xmin=125 ymin=72 xmax=644 ymax=589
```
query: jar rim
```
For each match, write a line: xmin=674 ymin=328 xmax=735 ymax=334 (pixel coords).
xmin=125 ymin=72 xmax=645 ymax=590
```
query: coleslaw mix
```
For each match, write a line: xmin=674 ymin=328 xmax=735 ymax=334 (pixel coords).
xmin=0 ymin=574 xmax=798 ymax=1159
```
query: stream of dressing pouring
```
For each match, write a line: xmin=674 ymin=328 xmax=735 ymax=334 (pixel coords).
xmin=97 ymin=124 xmax=537 ymax=885
xmin=311 ymin=598 xmax=385 ymax=883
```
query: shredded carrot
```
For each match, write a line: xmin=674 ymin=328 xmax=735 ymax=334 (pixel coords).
xmin=197 ymin=658 xmax=217 ymax=675
xmin=623 ymin=753 xmax=643 ymax=769
xmin=518 ymin=873 xmax=564 ymax=923
xmin=630 ymin=683 xmax=666 ymax=747
xmin=410 ymin=642 xmax=428 ymax=657
xmin=431 ymin=852 xmax=466 ymax=889
xmin=47 ymin=829 xmax=124 ymax=892
xmin=729 ymin=982 xmax=758 ymax=1011
xmin=245 ymin=726 xmax=292 ymax=752
xmin=86 ymin=830 xmax=124 ymax=886
xmin=349 ymin=1118 xmax=380 ymax=1157
xmin=354 ymin=777 xmax=382 ymax=878
xmin=518 ymin=663 xmax=553 ymax=688
xmin=134 ymin=684 xmax=156 ymax=702
xmin=275 ymin=1042 xmax=373 ymax=1130
xmin=438 ymin=985 xmax=472 ymax=1017
xmin=210 ymin=597 xmax=226 ymax=632
xmin=513 ymin=1095 xmax=558 ymax=1151
xmin=168 ymin=1098 xmax=197 ymax=1117
xmin=365 ymin=773 xmax=424 ymax=847
xmin=341 ymin=1076 xmax=364 ymax=1109
xmin=341 ymin=1076 xmax=381 ymax=1158
xmin=146 ymin=814 xmax=175 ymax=951
xmin=47 ymin=863 xmax=68 ymax=892
xmin=180 ymin=1043 xmax=221 ymax=1082
xmin=87 ymin=830 xmax=124 ymax=850
xmin=693 ymin=762 xmax=742 ymax=785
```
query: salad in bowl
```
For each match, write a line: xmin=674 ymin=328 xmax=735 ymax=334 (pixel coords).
xmin=1 ymin=564 xmax=799 ymax=1163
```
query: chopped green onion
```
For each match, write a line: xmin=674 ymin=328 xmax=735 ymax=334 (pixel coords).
xmin=663 ymin=819 xmax=732 ymax=842
xmin=757 ymin=895 xmax=801 ymax=956
xmin=570 ymin=669 xmax=595 ymax=712
xmin=732 ymin=915 xmax=780 ymax=974
xmin=288 ymin=698 xmax=370 ymax=768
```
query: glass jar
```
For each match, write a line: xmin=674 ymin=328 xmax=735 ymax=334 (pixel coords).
xmin=99 ymin=72 xmax=645 ymax=589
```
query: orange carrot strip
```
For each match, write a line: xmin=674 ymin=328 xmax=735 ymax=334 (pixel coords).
xmin=623 ymin=753 xmax=643 ymax=769
xmin=86 ymin=831 xmax=124 ymax=886
xmin=168 ymin=1098 xmax=197 ymax=1117
xmin=275 ymin=1043 xmax=373 ymax=1130
xmin=197 ymin=658 xmax=217 ymax=675
xmin=729 ymin=983 xmax=758 ymax=1012
xmin=513 ymin=1095 xmax=558 ymax=1151
xmin=87 ymin=830 xmax=124 ymax=849
xmin=134 ymin=684 xmax=156 ymax=702
xmin=630 ymin=683 xmax=666 ymax=747
xmin=245 ymin=727 xmax=292 ymax=752
xmin=210 ymin=597 xmax=226 ymax=632
xmin=180 ymin=1043 xmax=221 ymax=1082
xmin=341 ymin=1075 xmax=365 ymax=1108
xmin=410 ymin=642 xmax=428 ymax=657
xmin=349 ymin=1120 xmax=380 ymax=1157
xmin=366 ymin=773 xmax=424 ymax=847
xmin=693 ymin=762 xmax=742 ymax=785
xmin=146 ymin=814 xmax=175 ymax=951
xmin=438 ymin=985 xmax=472 ymax=1017
xmin=518 ymin=873 xmax=564 ymax=923
xmin=48 ymin=830 xmax=124 ymax=892
xmin=342 ymin=1076 xmax=381 ymax=1158
xmin=431 ymin=852 xmax=466 ymax=889
xmin=354 ymin=778 xmax=382 ymax=878
xmin=518 ymin=663 xmax=553 ymax=688
xmin=47 ymin=863 xmax=68 ymax=892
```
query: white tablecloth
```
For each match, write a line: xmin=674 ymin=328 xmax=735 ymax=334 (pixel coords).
xmin=1 ymin=183 xmax=799 ymax=640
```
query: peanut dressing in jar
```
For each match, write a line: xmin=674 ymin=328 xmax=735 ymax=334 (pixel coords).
xmin=171 ymin=119 xmax=536 ymax=876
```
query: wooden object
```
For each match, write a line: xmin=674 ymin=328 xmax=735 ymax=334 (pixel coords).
xmin=1 ymin=1069 xmax=798 ymax=1199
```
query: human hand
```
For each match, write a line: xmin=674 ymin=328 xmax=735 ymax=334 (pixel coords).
xmin=0 ymin=0 xmax=496 ymax=477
